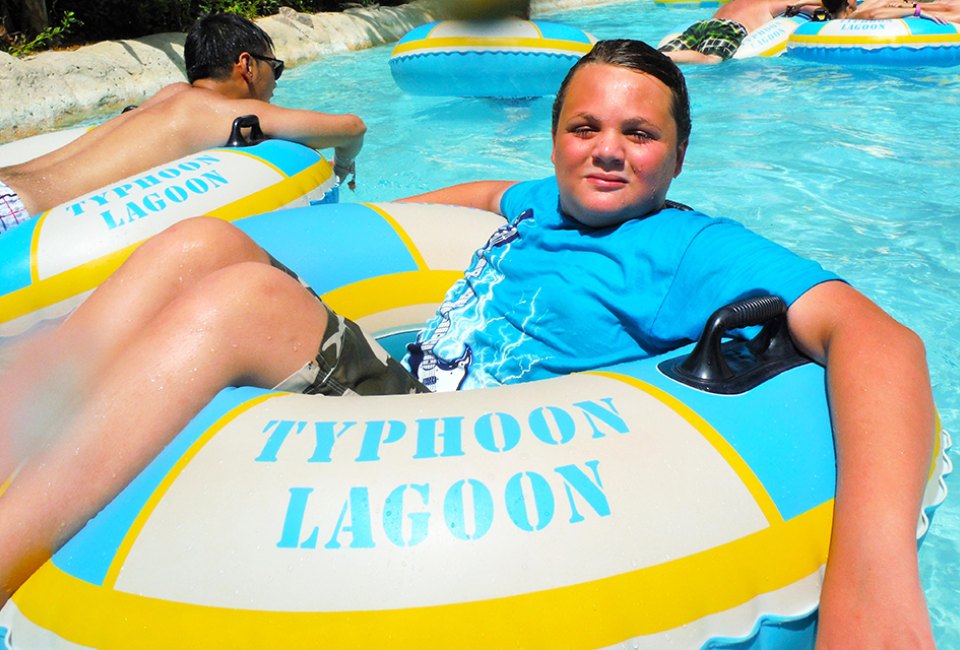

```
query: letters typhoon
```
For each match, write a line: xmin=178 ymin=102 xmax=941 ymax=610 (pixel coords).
xmin=256 ymin=398 xmax=631 ymax=550
xmin=65 ymin=155 xmax=228 ymax=229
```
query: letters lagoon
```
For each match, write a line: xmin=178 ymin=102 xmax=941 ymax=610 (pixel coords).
xmin=274 ymin=0 xmax=960 ymax=644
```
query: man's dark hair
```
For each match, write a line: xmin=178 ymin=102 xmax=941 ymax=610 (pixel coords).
xmin=819 ymin=0 xmax=848 ymax=18
xmin=551 ymin=39 xmax=692 ymax=146
xmin=184 ymin=13 xmax=275 ymax=83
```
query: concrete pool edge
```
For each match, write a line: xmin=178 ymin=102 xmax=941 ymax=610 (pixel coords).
xmin=0 ymin=0 xmax=620 ymax=144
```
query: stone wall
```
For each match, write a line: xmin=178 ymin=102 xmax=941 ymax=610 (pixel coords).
xmin=0 ymin=0 xmax=619 ymax=144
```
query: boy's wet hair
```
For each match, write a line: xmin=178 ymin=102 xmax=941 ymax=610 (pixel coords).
xmin=552 ymin=39 xmax=692 ymax=146
xmin=185 ymin=13 xmax=276 ymax=83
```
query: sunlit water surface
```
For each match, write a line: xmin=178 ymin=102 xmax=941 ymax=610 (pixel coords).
xmin=275 ymin=1 xmax=960 ymax=643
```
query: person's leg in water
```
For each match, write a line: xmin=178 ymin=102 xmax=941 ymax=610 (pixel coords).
xmin=0 ymin=217 xmax=329 ymax=605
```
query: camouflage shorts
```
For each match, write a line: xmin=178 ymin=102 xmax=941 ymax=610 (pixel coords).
xmin=269 ymin=256 xmax=429 ymax=397
xmin=658 ymin=18 xmax=748 ymax=60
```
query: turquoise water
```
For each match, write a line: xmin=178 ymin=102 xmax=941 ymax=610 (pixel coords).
xmin=275 ymin=1 xmax=960 ymax=644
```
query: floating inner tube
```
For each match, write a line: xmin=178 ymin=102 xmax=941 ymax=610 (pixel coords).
xmin=658 ymin=15 xmax=809 ymax=58
xmin=734 ymin=15 xmax=811 ymax=58
xmin=0 ymin=136 xmax=335 ymax=342
xmin=389 ymin=19 xmax=595 ymax=97
xmin=653 ymin=0 xmax=731 ymax=8
xmin=0 ymin=201 xmax=950 ymax=649
xmin=787 ymin=17 xmax=960 ymax=65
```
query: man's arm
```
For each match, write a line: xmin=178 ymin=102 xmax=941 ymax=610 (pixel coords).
xmin=198 ymin=96 xmax=365 ymax=181
xmin=786 ymin=280 xmax=936 ymax=649
xmin=397 ymin=180 xmax=517 ymax=214
xmin=239 ymin=102 xmax=366 ymax=179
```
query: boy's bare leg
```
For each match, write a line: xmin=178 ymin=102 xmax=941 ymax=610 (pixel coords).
xmin=0 ymin=227 xmax=327 ymax=604
xmin=0 ymin=217 xmax=272 ymax=478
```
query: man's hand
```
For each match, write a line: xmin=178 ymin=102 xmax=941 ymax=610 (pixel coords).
xmin=334 ymin=158 xmax=356 ymax=191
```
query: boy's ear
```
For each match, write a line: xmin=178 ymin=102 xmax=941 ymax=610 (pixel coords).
xmin=674 ymin=140 xmax=688 ymax=177
xmin=236 ymin=52 xmax=254 ymax=80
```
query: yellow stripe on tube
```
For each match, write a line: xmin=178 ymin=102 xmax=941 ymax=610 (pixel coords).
xmin=0 ymin=160 xmax=331 ymax=329
xmin=391 ymin=36 xmax=594 ymax=56
xmin=16 ymin=502 xmax=830 ymax=649
xmin=590 ymin=370 xmax=784 ymax=526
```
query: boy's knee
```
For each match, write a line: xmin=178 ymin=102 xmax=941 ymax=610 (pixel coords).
xmin=201 ymin=263 xmax=319 ymax=323
xmin=164 ymin=216 xmax=248 ymax=249
xmin=182 ymin=263 xmax=328 ymax=372
xmin=214 ymin=261 xmax=287 ymax=293
xmin=142 ymin=217 xmax=265 ymax=266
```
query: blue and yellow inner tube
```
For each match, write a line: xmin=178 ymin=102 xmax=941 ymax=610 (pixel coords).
xmin=734 ymin=14 xmax=812 ymax=58
xmin=654 ymin=0 xmax=732 ymax=8
xmin=389 ymin=19 xmax=595 ymax=97
xmin=659 ymin=15 xmax=810 ymax=58
xmin=0 ymin=139 xmax=334 ymax=343
xmin=0 ymin=202 xmax=950 ymax=649
xmin=787 ymin=17 xmax=960 ymax=65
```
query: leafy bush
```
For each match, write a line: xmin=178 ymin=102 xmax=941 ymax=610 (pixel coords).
xmin=1 ymin=0 xmax=410 ymax=55
xmin=5 ymin=9 xmax=80 ymax=56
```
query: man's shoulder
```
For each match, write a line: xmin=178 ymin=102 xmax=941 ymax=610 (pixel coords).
xmin=149 ymin=82 xmax=194 ymax=103
xmin=155 ymin=83 xmax=265 ymax=109
xmin=163 ymin=81 xmax=193 ymax=94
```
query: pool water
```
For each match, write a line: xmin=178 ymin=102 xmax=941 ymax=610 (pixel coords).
xmin=275 ymin=1 xmax=960 ymax=645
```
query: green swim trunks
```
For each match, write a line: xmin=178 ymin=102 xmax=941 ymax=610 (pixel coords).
xmin=658 ymin=18 xmax=749 ymax=60
xmin=268 ymin=255 xmax=429 ymax=397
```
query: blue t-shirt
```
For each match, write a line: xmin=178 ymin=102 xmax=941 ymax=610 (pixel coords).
xmin=404 ymin=177 xmax=839 ymax=391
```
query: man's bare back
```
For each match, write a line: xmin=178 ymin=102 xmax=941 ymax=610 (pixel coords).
xmin=0 ymin=13 xmax=365 ymax=220
xmin=2 ymin=85 xmax=261 ymax=215
xmin=714 ymin=0 xmax=810 ymax=33
xmin=659 ymin=0 xmax=847 ymax=64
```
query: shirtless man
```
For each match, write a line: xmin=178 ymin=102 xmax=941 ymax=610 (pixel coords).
xmin=0 ymin=13 xmax=366 ymax=232
xmin=659 ymin=0 xmax=855 ymax=63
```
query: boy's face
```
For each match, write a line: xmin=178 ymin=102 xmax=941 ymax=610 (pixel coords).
xmin=551 ymin=63 xmax=687 ymax=228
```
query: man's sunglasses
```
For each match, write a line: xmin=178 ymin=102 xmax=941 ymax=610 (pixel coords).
xmin=251 ymin=53 xmax=284 ymax=81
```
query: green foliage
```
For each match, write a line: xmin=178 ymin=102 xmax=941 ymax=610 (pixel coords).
xmin=6 ymin=9 xmax=80 ymax=57
xmin=1 ymin=0 xmax=412 ymax=56
xmin=51 ymin=0 xmax=195 ymax=41
xmin=197 ymin=0 xmax=278 ymax=20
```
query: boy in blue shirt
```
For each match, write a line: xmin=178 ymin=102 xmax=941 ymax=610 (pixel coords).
xmin=0 ymin=40 xmax=936 ymax=649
